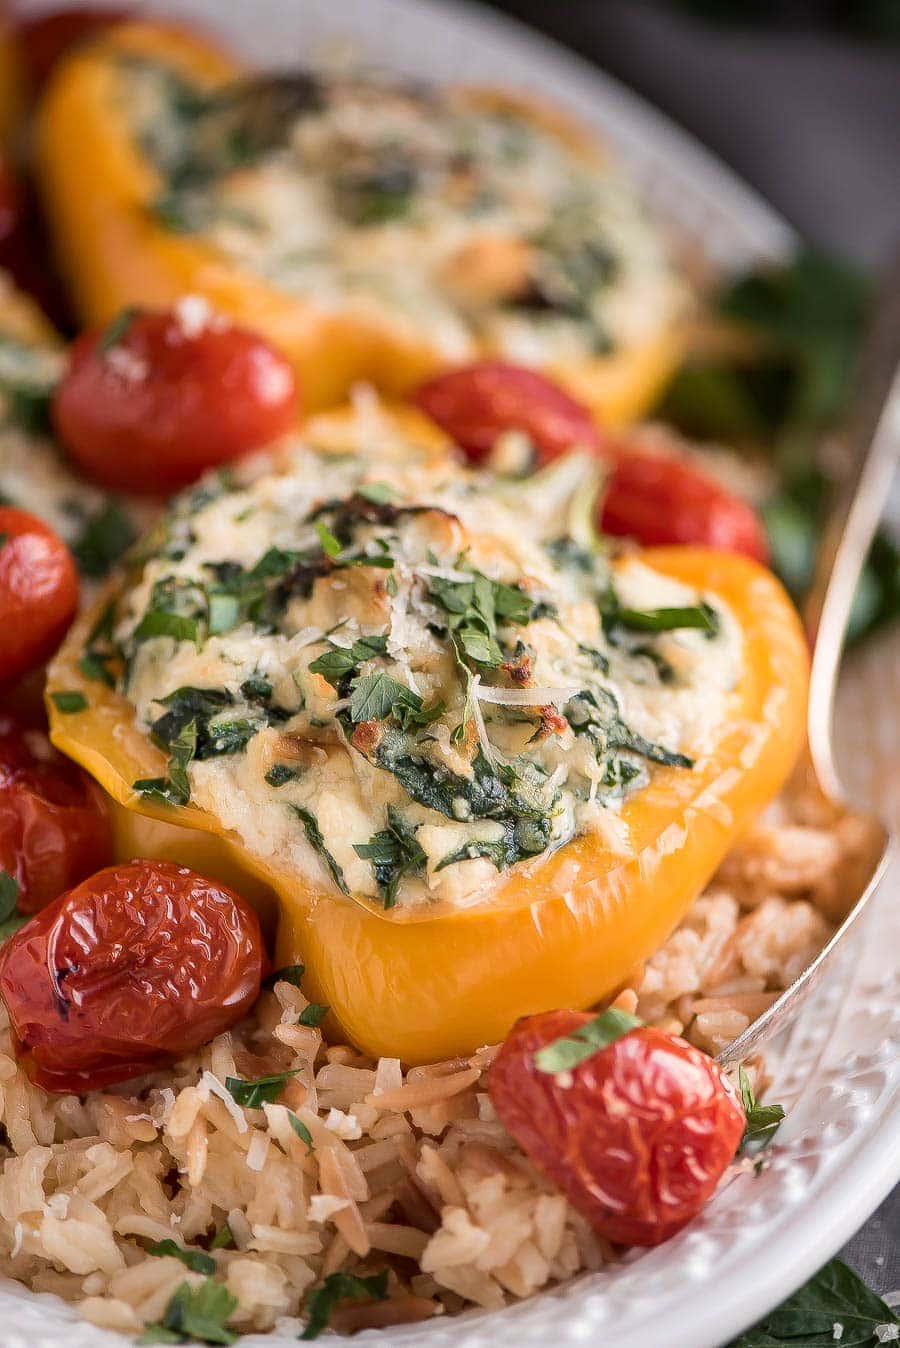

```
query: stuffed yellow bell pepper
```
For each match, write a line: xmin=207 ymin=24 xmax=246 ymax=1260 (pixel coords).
xmin=45 ymin=403 xmax=807 ymax=1062
xmin=36 ymin=19 xmax=685 ymax=421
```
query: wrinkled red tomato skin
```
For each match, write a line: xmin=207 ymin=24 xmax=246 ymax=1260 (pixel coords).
xmin=601 ymin=449 xmax=770 ymax=562
xmin=414 ymin=361 xmax=768 ymax=561
xmin=0 ymin=715 xmax=111 ymax=914
xmin=488 ymin=1010 xmax=746 ymax=1247
xmin=414 ymin=361 xmax=603 ymax=463
xmin=53 ymin=308 xmax=300 ymax=493
xmin=0 ymin=860 xmax=265 ymax=1092
xmin=0 ymin=508 xmax=78 ymax=682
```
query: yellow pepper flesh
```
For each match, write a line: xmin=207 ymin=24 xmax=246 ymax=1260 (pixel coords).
xmin=47 ymin=538 xmax=807 ymax=1063
xmin=36 ymin=20 xmax=682 ymax=424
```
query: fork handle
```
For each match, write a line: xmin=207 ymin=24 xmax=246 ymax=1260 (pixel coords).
xmin=805 ymin=251 xmax=900 ymax=799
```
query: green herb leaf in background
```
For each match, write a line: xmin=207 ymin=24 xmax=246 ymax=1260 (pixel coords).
xmin=738 ymin=1065 xmax=786 ymax=1149
xmin=727 ymin=1257 xmax=899 ymax=1347
xmin=655 ymin=249 xmax=899 ymax=645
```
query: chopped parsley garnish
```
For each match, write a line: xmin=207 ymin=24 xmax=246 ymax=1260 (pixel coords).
xmin=0 ymin=871 xmax=25 ymax=943
xmin=353 ymin=807 xmax=426 ymax=907
xmin=133 ymin=716 xmax=196 ymax=807
xmin=70 ymin=500 xmax=137 ymax=579
xmin=738 ymin=1065 xmax=786 ymax=1149
xmin=603 ymin=600 xmax=720 ymax=639
xmin=80 ymin=596 xmax=122 ymax=687
xmin=534 ymin=1008 xmax=642 ymax=1074
xmin=263 ymin=963 xmax=305 ymax=988
xmin=143 ymin=685 xmax=284 ymax=792
xmin=292 ymin=807 xmax=348 ymax=894
xmin=138 ymin=1278 xmax=237 ymax=1345
xmin=565 ymin=689 xmax=693 ymax=770
xmin=50 ymin=690 xmax=88 ymax=714
xmin=265 ymin=763 xmax=302 ymax=788
xmin=79 ymin=652 xmax=116 ymax=686
xmin=239 ymin=673 xmax=273 ymax=702
xmin=375 ymin=741 xmax=557 ymax=869
xmin=297 ymin=1002 xmax=329 ymax=1028
xmin=314 ymin=520 xmax=343 ymax=557
xmin=427 ymin=567 xmax=538 ymax=670
xmin=100 ymin=306 xmax=141 ymax=352
xmin=308 ymin=633 xmax=387 ymax=688
xmin=348 ymin=671 xmax=425 ymax=724
xmin=225 ymin=1068 xmax=301 ymax=1109
xmin=287 ymin=1111 xmax=315 ymax=1152
xmin=146 ymin=1239 xmax=216 ymax=1276
xmin=300 ymin=1270 xmax=389 ymax=1341
xmin=209 ymin=1223 xmax=234 ymax=1251
xmin=133 ymin=578 xmax=207 ymax=647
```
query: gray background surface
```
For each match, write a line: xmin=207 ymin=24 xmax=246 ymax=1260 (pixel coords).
xmin=479 ymin=0 xmax=899 ymax=1303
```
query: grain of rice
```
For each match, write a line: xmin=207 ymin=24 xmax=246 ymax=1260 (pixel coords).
xmin=365 ymin=1068 xmax=480 ymax=1111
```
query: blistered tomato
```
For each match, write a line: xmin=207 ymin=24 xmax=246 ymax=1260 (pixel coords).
xmin=0 ymin=715 xmax=111 ymax=914
xmin=488 ymin=1010 xmax=746 ymax=1246
xmin=0 ymin=859 xmax=265 ymax=1091
xmin=414 ymin=360 xmax=602 ymax=463
xmin=53 ymin=304 xmax=300 ymax=493
xmin=0 ymin=508 xmax=78 ymax=682
xmin=414 ymin=362 xmax=769 ymax=561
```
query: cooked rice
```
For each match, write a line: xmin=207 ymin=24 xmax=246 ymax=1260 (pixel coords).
xmin=0 ymin=780 xmax=876 ymax=1338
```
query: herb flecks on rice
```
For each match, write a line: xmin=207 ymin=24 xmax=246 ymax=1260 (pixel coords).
xmin=0 ymin=779 xmax=860 ymax=1338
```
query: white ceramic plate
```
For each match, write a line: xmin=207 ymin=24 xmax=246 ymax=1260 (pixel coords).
xmin=7 ymin=2 xmax=900 ymax=1345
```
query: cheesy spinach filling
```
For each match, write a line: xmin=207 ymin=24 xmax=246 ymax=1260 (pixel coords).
xmin=123 ymin=58 xmax=686 ymax=362
xmin=91 ymin=432 xmax=742 ymax=911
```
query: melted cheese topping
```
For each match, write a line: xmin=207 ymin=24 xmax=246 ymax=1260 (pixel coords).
xmin=109 ymin=417 xmax=741 ymax=912
xmin=126 ymin=63 xmax=687 ymax=364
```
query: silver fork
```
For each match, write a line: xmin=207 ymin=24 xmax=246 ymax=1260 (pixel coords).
xmin=717 ymin=256 xmax=900 ymax=1070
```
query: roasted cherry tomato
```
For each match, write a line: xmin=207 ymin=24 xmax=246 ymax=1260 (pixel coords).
xmin=53 ymin=305 xmax=300 ymax=493
xmin=0 ymin=714 xmax=111 ymax=915
xmin=0 ymin=508 xmax=78 ymax=682
xmin=414 ymin=362 xmax=769 ymax=562
xmin=488 ymin=1010 xmax=746 ymax=1246
xmin=600 ymin=447 xmax=770 ymax=560
xmin=414 ymin=360 xmax=602 ymax=463
xmin=0 ymin=859 xmax=265 ymax=1092
xmin=16 ymin=8 xmax=132 ymax=93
